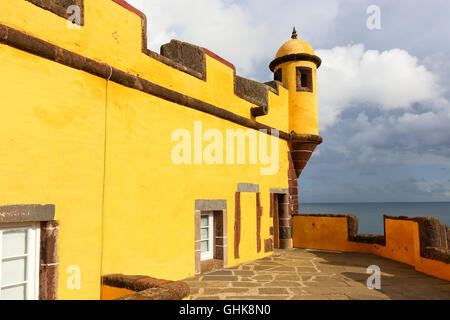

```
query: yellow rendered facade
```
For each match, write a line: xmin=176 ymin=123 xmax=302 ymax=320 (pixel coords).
xmin=0 ymin=44 xmax=105 ymax=299
xmin=1 ymin=0 xmax=447 ymax=301
xmin=0 ymin=0 xmax=300 ymax=299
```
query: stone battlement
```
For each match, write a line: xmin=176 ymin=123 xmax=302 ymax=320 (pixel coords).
xmin=1 ymin=0 xmax=289 ymax=131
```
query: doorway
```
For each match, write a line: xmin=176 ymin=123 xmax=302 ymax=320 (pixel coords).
xmin=194 ymin=201 xmax=228 ymax=275
xmin=272 ymin=193 xmax=290 ymax=249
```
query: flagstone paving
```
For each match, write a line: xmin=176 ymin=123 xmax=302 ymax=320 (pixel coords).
xmin=183 ymin=249 xmax=450 ymax=300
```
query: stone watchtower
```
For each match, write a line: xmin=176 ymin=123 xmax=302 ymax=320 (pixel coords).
xmin=270 ymin=28 xmax=323 ymax=248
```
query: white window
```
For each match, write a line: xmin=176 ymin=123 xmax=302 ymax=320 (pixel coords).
xmin=200 ymin=212 xmax=214 ymax=261
xmin=0 ymin=223 xmax=40 ymax=300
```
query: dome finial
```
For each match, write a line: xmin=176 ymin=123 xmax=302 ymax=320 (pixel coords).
xmin=291 ymin=26 xmax=298 ymax=39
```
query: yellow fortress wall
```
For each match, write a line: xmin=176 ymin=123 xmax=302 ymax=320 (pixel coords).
xmin=0 ymin=44 xmax=106 ymax=299
xmin=101 ymin=81 xmax=290 ymax=280
xmin=0 ymin=0 xmax=299 ymax=299
xmin=4 ymin=0 xmax=444 ymax=301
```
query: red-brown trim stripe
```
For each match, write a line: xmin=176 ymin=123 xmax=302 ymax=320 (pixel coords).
xmin=234 ymin=192 xmax=241 ymax=259
xmin=203 ymin=47 xmax=236 ymax=71
xmin=111 ymin=0 xmax=145 ymax=18
xmin=256 ymin=193 xmax=262 ymax=253
xmin=269 ymin=193 xmax=274 ymax=218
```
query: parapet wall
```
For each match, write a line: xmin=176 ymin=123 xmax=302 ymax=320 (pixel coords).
xmin=2 ymin=0 xmax=289 ymax=131
xmin=292 ymin=214 xmax=450 ymax=281
xmin=160 ymin=39 xmax=284 ymax=117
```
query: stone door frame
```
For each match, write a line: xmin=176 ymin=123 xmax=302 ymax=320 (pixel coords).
xmin=194 ymin=200 xmax=227 ymax=274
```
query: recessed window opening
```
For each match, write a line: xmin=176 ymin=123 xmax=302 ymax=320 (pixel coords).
xmin=0 ymin=223 xmax=40 ymax=300
xmin=200 ymin=212 xmax=214 ymax=261
xmin=296 ymin=66 xmax=313 ymax=92
xmin=274 ymin=68 xmax=282 ymax=82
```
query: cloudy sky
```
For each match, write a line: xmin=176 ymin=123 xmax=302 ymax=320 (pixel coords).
xmin=127 ymin=0 xmax=450 ymax=203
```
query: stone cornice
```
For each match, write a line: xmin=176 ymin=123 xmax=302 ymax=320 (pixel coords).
xmin=269 ymin=53 xmax=322 ymax=72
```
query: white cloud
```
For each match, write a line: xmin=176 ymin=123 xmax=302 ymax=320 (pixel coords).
xmin=125 ymin=1 xmax=449 ymax=161
xmin=126 ymin=0 xmax=339 ymax=76
xmin=127 ymin=0 xmax=268 ymax=75
xmin=316 ymin=44 xmax=443 ymax=129
xmin=322 ymin=105 xmax=450 ymax=167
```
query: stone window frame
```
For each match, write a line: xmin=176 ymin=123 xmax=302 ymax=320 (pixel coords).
xmin=296 ymin=66 xmax=313 ymax=93
xmin=0 ymin=205 xmax=58 ymax=300
xmin=194 ymin=200 xmax=227 ymax=274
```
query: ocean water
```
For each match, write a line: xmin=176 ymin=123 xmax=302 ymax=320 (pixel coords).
xmin=298 ymin=202 xmax=450 ymax=235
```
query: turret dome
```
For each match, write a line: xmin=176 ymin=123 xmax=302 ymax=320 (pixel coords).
xmin=275 ymin=39 xmax=315 ymax=58
xmin=269 ymin=27 xmax=321 ymax=72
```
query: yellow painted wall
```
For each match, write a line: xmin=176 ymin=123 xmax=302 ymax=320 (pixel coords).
xmin=101 ymin=81 xmax=289 ymax=281
xmin=0 ymin=0 xmax=292 ymax=299
xmin=293 ymin=216 xmax=354 ymax=252
xmin=0 ymin=45 xmax=106 ymax=299
xmin=101 ymin=285 xmax=136 ymax=300
xmin=237 ymin=193 xmax=257 ymax=263
xmin=293 ymin=216 xmax=450 ymax=281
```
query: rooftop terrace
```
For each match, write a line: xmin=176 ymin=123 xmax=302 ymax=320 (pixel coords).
xmin=184 ymin=249 xmax=450 ymax=300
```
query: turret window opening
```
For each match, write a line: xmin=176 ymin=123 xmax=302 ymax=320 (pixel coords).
xmin=296 ymin=67 xmax=313 ymax=92
xmin=274 ymin=68 xmax=282 ymax=82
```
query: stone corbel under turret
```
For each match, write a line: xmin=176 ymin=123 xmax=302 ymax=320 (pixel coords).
xmin=289 ymin=133 xmax=323 ymax=179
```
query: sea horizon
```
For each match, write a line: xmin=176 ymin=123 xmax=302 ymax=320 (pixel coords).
xmin=298 ymin=201 xmax=450 ymax=235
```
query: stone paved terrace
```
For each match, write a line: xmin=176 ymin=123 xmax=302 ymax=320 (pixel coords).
xmin=183 ymin=249 xmax=450 ymax=300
